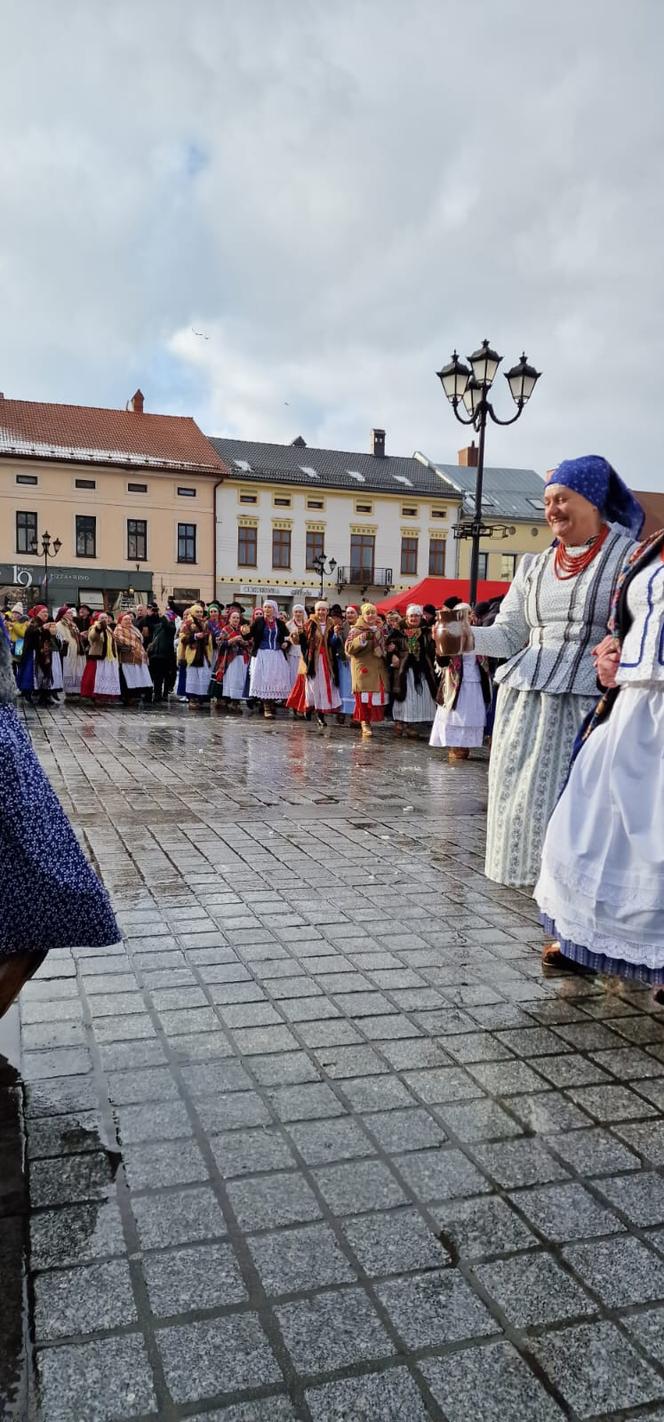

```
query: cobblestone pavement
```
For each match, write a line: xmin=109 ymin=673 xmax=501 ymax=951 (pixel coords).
xmin=5 ymin=704 xmax=664 ymax=1421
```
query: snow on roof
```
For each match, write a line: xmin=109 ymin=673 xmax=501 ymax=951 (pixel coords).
xmin=0 ymin=397 xmax=226 ymax=472
xmin=0 ymin=434 xmax=211 ymax=470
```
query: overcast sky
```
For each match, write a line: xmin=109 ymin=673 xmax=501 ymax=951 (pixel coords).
xmin=1 ymin=0 xmax=663 ymax=488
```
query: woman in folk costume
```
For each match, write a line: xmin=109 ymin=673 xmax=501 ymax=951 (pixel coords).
xmin=345 ymin=602 xmax=389 ymax=739
xmin=285 ymin=616 xmax=308 ymax=718
xmin=430 ymin=601 xmax=492 ymax=761
xmin=446 ymin=457 xmax=643 ymax=888
xmin=80 ymin=612 xmax=121 ymax=702
xmin=388 ymin=604 xmax=438 ymax=738
xmin=384 ymin=611 xmax=405 ymax=718
xmin=205 ymin=605 xmax=224 ymax=685
xmin=244 ymin=607 xmax=265 ymax=715
xmin=536 ymin=527 xmax=664 ymax=986
xmin=114 ymin=613 xmax=154 ymax=704
xmin=18 ymin=606 xmax=63 ymax=705
xmin=207 ymin=603 xmax=223 ymax=639
xmin=248 ymin=600 xmax=291 ymax=718
xmin=302 ymin=600 xmax=342 ymax=727
xmin=6 ymin=603 xmax=28 ymax=680
xmin=325 ymin=605 xmax=354 ymax=728
xmin=56 ymin=605 xmax=87 ymax=696
xmin=210 ymin=609 xmax=251 ymax=712
xmin=286 ymin=604 xmax=307 ymax=695
xmin=74 ymin=605 xmax=93 ymax=656
xmin=0 ymin=614 xmax=120 ymax=1019
xmin=177 ymin=604 xmax=213 ymax=706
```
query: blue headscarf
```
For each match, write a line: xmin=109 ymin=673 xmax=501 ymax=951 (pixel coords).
xmin=548 ymin=456 xmax=644 ymax=539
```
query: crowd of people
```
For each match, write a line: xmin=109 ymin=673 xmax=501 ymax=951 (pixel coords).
xmin=0 ymin=454 xmax=662 ymax=1018
xmin=2 ymin=593 xmax=502 ymax=750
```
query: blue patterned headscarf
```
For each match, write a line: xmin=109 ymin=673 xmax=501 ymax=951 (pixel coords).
xmin=548 ymin=456 xmax=644 ymax=539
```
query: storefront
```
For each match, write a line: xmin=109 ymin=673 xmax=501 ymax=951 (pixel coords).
xmin=0 ymin=563 xmax=153 ymax=613
xmin=223 ymin=583 xmax=323 ymax=613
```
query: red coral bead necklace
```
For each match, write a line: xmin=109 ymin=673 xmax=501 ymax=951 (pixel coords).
xmin=554 ymin=523 xmax=609 ymax=580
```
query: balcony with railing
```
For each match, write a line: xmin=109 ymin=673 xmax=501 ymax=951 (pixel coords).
xmin=336 ymin=566 xmax=393 ymax=592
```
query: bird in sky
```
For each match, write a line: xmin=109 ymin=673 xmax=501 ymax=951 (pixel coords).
xmin=191 ymin=328 xmax=209 ymax=340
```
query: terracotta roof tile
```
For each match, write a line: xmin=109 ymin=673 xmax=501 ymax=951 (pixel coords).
xmin=0 ymin=398 xmax=226 ymax=474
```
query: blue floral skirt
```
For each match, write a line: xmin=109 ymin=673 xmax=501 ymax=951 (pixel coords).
xmin=0 ymin=706 xmax=120 ymax=957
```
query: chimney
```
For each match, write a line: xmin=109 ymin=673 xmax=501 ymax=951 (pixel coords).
xmin=458 ymin=441 xmax=478 ymax=467
xmin=371 ymin=428 xmax=386 ymax=458
xmin=129 ymin=388 xmax=144 ymax=414
xmin=291 ymin=435 xmax=307 ymax=448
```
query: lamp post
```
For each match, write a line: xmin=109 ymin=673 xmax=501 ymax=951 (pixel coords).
xmin=311 ymin=554 xmax=337 ymax=601
xmin=30 ymin=530 xmax=62 ymax=611
xmin=437 ymin=341 xmax=541 ymax=606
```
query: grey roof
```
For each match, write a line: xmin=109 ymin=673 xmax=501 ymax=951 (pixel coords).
xmin=416 ymin=455 xmax=547 ymax=522
xmin=210 ymin=436 xmax=462 ymax=498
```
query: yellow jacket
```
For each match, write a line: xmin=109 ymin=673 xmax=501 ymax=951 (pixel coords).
xmin=7 ymin=616 xmax=28 ymax=647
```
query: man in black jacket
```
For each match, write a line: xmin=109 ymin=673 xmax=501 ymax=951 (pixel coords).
xmin=147 ymin=613 xmax=178 ymax=703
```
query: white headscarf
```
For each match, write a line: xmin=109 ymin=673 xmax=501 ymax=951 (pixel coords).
xmin=263 ymin=599 xmax=279 ymax=616
xmin=406 ymin=604 xmax=423 ymax=618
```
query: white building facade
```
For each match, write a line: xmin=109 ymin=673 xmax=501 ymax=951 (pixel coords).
xmin=211 ymin=432 xmax=461 ymax=610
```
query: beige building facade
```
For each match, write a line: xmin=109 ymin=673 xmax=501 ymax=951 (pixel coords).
xmin=0 ymin=393 xmax=226 ymax=612
xmin=456 ymin=519 xmax=551 ymax=581
xmin=211 ymin=433 xmax=460 ymax=609
xmin=414 ymin=448 xmax=550 ymax=583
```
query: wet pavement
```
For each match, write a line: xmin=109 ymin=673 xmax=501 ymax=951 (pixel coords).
xmin=5 ymin=701 xmax=664 ymax=1420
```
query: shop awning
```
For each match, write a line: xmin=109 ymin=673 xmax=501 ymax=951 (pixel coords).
xmin=376 ymin=576 xmax=510 ymax=614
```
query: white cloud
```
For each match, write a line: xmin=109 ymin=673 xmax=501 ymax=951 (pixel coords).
xmin=1 ymin=0 xmax=663 ymax=488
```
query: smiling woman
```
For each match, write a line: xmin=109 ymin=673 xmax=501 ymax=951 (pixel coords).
xmin=544 ymin=483 xmax=605 ymax=555
xmin=461 ymin=456 xmax=645 ymax=897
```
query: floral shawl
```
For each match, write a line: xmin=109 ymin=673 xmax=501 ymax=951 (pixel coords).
xmin=114 ymin=622 xmax=147 ymax=665
xmin=212 ymin=622 xmax=250 ymax=684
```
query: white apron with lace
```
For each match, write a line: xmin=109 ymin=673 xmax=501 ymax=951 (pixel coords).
xmin=536 ymin=559 xmax=664 ymax=972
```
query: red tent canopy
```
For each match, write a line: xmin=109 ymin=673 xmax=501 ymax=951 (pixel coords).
xmin=376 ymin=576 xmax=510 ymax=614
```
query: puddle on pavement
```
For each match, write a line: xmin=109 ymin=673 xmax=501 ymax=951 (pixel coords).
xmin=0 ymin=1006 xmax=34 ymax=1421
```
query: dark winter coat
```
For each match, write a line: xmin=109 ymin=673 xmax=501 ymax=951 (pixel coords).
xmin=148 ymin=617 xmax=177 ymax=662
xmin=19 ymin=620 xmax=56 ymax=689
xmin=388 ymin=625 xmax=437 ymax=702
xmin=249 ymin=617 xmax=289 ymax=656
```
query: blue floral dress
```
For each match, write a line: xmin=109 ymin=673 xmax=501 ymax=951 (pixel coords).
xmin=0 ymin=704 xmax=120 ymax=957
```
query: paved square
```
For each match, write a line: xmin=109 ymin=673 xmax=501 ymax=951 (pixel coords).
xmin=5 ymin=703 xmax=664 ymax=1419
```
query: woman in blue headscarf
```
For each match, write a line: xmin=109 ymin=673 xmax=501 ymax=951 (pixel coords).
xmin=453 ymin=456 xmax=644 ymax=903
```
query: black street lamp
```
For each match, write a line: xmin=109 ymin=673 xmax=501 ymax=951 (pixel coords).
xmin=437 ymin=341 xmax=541 ymax=606
xmin=30 ymin=530 xmax=62 ymax=609
xmin=311 ymin=554 xmax=337 ymax=601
